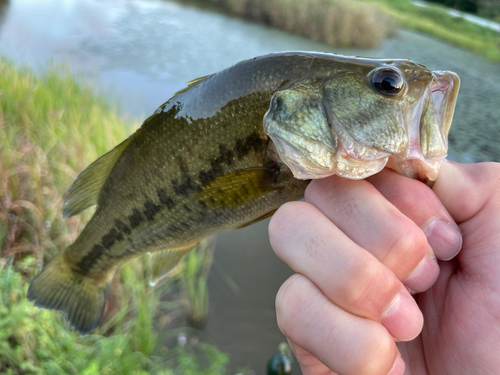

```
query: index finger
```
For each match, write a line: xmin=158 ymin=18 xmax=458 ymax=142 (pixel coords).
xmin=367 ymin=168 xmax=462 ymax=261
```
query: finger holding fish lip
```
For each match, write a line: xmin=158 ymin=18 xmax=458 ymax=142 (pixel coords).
xmin=367 ymin=168 xmax=463 ymax=261
xmin=304 ymin=175 xmax=439 ymax=293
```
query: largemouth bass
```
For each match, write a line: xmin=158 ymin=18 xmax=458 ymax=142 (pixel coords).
xmin=27 ymin=52 xmax=459 ymax=334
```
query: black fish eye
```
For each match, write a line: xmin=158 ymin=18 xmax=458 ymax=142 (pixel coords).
xmin=372 ymin=69 xmax=404 ymax=95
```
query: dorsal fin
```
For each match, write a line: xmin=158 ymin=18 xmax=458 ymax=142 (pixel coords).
xmin=173 ymin=74 xmax=214 ymax=97
xmin=62 ymin=137 xmax=133 ymax=218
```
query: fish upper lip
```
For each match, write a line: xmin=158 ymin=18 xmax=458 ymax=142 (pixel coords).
xmin=430 ymin=70 xmax=460 ymax=136
xmin=391 ymin=70 xmax=460 ymax=183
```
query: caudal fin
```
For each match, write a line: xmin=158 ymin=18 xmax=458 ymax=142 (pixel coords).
xmin=27 ymin=253 xmax=113 ymax=335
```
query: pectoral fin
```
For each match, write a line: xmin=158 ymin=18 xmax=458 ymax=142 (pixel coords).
xmin=197 ymin=168 xmax=276 ymax=210
xmin=63 ymin=137 xmax=133 ymax=218
xmin=148 ymin=241 xmax=200 ymax=286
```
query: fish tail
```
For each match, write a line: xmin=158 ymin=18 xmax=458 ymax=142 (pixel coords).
xmin=27 ymin=251 xmax=114 ymax=335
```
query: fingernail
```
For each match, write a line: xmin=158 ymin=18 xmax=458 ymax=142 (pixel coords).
xmin=404 ymin=256 xmax=440 ymax=293
xmin=381 ymin=292 xmax=423 ymax=341
xmin=423 ymin=219 xmax=462 ymax=260
xmin=387 ymin=356 xmax=405 ymax=375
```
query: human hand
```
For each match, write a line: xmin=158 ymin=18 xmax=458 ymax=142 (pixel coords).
xmin=269 ymin=161 xmax=500 ymax=374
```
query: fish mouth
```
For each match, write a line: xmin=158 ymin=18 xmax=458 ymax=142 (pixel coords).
xmin=430 ymin=71 xmax=460 ymax=139
xmin=389 ymin=70 xmax=460 ymax=183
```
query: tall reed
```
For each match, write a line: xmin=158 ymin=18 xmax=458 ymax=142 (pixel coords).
xmin=200 ymin=0 xmax=398 ymax=48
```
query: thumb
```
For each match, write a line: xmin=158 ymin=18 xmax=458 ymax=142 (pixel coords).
xmin=432 ymin=161 xmax=500 ymax=278
xmin=432 ymin=161 xmax=500 ymax=224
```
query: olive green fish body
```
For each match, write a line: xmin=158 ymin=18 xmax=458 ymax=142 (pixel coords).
xmin=69 ymin=55 xmax=321 ymax=277
xmin=27 ymin=52 xmax=460 ymax=334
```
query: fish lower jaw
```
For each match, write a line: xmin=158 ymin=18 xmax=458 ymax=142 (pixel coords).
xmin=269 ymin=133 xmax=390 ymax=180
xmin=268 ymin=129 xmax=443 ymax=183
xmin=386 ymin=152 xmax=443 ymax=184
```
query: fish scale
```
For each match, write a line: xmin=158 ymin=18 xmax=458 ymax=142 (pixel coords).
xmin=27 ymin=52 xmax=459 ymax=334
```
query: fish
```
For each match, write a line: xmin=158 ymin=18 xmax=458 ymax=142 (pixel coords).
xmin=27 ymin=52 xmax=460 ymax=334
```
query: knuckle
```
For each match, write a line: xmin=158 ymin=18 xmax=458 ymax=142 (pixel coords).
xmin=355 ymin=327 xmax=397 ymax=375
xmin=345 ymin=261 xmax=400 ymax=319
xmin=386 ymin=221 xmax=428 ymax=262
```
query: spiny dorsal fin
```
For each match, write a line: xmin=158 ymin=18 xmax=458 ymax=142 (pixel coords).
xmin=173 ymin=74 xmax=214 ymax=97
xmin=63 ymin=137 xmax=133 ymax=219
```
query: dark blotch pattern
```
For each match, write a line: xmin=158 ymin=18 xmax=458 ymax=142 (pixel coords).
xmin=75 ymin=131 xmax=265 ymax=276
xmin=143 ymin=199 xmax=161 ymax=221
xmin=157 ymin=188 xmax=175 ymax=209
xmin=172 ymin=157 xmax=196 ymax=197
xmin=197 ymin=132 xmax=263 ymax=187
xmin=235 ymin=132 xmax=262 ymax=159
xmin=77 ymin=244 xmax=105 ymax=275
xmin=114 ymin=219 xmax=131 ymax=235
xmin=77 ymin=221 xmax=130 ymax=274
xmin=128 ymin=208 xmax=144 ymax=228
xmin=172 ymin=176 xmax=195 ymax=197
xmin=218 ymin=144 xmax=234 ymax=166
xmin=101 ymin=228 xmax=124 ymax=249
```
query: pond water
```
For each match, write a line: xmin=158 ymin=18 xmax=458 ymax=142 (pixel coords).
xmin=1 ymin=0 xmax=500 ymax=372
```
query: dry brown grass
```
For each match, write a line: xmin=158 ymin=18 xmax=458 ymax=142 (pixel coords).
xmin=201 ymin=0 xmax=398 ymax=48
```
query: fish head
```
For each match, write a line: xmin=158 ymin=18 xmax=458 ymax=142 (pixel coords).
xmin=263 ymin=57 xmax=460 ymax=182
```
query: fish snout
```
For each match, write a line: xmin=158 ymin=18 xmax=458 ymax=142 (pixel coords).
xmin=389 ymin=70 xmax=460 ymax=183
xmin=430 ymin=70 xmax=460 ymax=138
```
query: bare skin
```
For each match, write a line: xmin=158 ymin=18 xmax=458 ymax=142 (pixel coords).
xmin=269 ymin=161 xmax=500 ymax=375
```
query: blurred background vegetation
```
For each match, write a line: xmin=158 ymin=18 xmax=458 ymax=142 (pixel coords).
xmin=428 ymin=0 xmax=500 ymax=20
xmin=1 ymin=0 xmax=499 ymax=373
xmin=0 ymin=58 xmax=235 ymax=374
xmin=195 ymin=0 xmax=500 ymax=61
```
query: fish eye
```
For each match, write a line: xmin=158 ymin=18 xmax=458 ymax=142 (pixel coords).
xmin=372 ymin=69 xmax=404 ymax=96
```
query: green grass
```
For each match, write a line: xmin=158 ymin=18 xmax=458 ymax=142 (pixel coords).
xmin=0 ymin=256 xmax=233 ymax=374
xmin=0 ymin=57 xmax=133 ymax=262
xmin=0 ymin=58 xmax=243 ymax=374
xmin=364 ymin=0 xmax=500 ymax=62
xmin=179 ymin=237 xmax=216 ymax=328
xmin=0 ymin=256 xmax=166 ymax=374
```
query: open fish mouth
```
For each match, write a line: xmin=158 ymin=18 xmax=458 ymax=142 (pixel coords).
xmin=388 ymin=70 xmax=460 ymax=182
